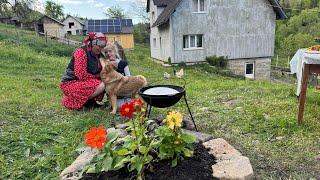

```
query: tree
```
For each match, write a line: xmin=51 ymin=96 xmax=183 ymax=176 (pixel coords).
xmin=130 ymin=0 xmax=149 ymax=23
xmin=104 ymin=5 xmax=127 ymax=19
xmin=0 ymin=0 xmax=39 ymax=22
xmin=45 ymin=1 xmax=64 ymax=20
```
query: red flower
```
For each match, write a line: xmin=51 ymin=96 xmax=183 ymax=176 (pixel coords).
xmin=120 ymin=102 xmax=135 ymax=118
xmin=132 ymin=98 xmax=144 ymax=110
xmin=84 ymin=127 xmax=107 ymax=150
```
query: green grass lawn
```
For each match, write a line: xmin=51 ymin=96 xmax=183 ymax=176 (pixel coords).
xmin=0 ymin=23 xmax=319 ymax=179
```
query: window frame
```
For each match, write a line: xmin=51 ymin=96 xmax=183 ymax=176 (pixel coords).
xmin=153 ymin=38 xmax=157 ymax=48
xmin=193 ymin=0 xmax=205 ymax=13
xmin=245 ymin=63 xmax=255 ymax=79
xmin=183 ymin=34 xmax=204 ymax=50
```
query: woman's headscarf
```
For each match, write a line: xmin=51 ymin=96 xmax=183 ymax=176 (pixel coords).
xmin=84 ymin=32 xmax=107 ymax=50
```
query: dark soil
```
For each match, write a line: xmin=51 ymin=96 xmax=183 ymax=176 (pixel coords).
xmin=82 ymin=143 xmax=216 ymax=180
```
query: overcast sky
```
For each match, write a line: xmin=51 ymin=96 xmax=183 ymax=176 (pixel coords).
xmin=33 ymin=0 xmax=147 ymax=24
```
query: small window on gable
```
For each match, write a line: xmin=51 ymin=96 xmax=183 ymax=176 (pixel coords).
xmin=69 ymin=22 xmax=74 ymax=29
xmin=152 ymin=11 xmax=155 ymax=23
xmin=153 ymin=38 xmax=156 ymax=48
xmin=193 ymin=0 xmax=205 ymax=12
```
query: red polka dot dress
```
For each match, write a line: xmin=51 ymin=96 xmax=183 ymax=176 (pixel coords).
xmin=60 ymin=48 xmax=104 ymax=110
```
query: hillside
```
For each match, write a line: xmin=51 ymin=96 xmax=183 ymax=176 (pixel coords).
xmin=0 ymin=23 xmax=319 ymax=179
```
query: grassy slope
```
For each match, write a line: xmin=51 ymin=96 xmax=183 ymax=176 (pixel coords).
xmin=0 ymin=23 xmax=319 ymax=179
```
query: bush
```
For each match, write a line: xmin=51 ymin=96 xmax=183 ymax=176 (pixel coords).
xmin=205 ymin=55 xmax=227 ymax=68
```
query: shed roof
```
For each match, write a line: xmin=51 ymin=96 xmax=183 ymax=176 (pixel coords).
xmin=39 ymin=15 xmax=64 ymax=26
xmin=148 ymin=0 xmax=288 ymax=27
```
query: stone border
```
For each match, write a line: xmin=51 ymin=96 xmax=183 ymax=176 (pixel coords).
xmin=60 ymin=126 xmax=253 ymax=180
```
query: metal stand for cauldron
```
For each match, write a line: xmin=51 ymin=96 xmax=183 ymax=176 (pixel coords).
xmin=139 ymin=81 xmax=198 ymax=132
xmin=145 ymin=94 xmax=198 ymax=131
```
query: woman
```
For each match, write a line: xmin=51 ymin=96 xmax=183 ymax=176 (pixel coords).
xmin=60 ymin=32 xmax=107 ymax=110
xmin=103 ymin=43 xmax=131 ymax=107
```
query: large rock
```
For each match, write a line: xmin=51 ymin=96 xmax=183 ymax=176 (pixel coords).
xmin=203 ymin=138 xmax=242 ymax=160
xmin=182 ymin=117 xmax=196 ymax=130
xmin=182 ymin=129 xmax=213 ymax=143
xmin=212 ymin=156 xmax=254 ymax=180
xmin=203 ymin=138 xmax=254 ymax=179
xmin=115 ymin=123 xmax=129 ymax=129
xmin=60 ymin=148 xmax=98 ymax=180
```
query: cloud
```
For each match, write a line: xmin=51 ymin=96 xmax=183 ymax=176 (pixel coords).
xmin=54 ymin=0 xmax=83 ymax=5
xmin=87 ymin=0 xmax=95 ymax=3
xmin=94 ymin=2 xmax=104 ymax=8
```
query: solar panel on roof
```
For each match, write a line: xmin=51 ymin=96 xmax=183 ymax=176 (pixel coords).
xmin=127 ymin=20 xmax=133 ymax=26
xmin=114 ymin=19 xmax=120 ymax=25
xmin=115 ymin=26 xmax=121 ymax=33
xmin=101 ymin=20 xmax=107 ymax=25
xmin=88 ymin=20 xmax=94 ymax=25
xmin=94 ymin=20 xmax=101 ymax=25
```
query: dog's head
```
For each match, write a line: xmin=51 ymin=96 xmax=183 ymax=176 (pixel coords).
xmin=103 ymin=59 xmax=116 ymax=73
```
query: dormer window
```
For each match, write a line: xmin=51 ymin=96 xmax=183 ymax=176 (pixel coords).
xmin=193 ymin=0 xmax=205 ymax=12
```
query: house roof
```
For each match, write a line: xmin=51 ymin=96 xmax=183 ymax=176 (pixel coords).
xmin=86 ymin=19 xmax=133 ymax=34
xmin=65 ymin=15 xmax=86 ymax=26
xmin=149 ymin=0 xmax=288 ymax=27
xmin=40 ymin=15 xmax=64 ymax=26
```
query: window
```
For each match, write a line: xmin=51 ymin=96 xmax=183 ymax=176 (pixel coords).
xmin=68 ymin=22 xmax=74 ymax=29
xmin=183 ymin=34 xmax=203 ymax=49
xmin=152 ymin=11 xmax=155 ymax=23
xmin=153 ymin=38 xmax=156 ymax=48
xmin=245 ymin=63 xmax=254 ymax=79
xmin=193 ymin=0 xmax=205 ymax=12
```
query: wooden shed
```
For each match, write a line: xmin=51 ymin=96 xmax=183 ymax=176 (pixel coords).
xmin=36 ymin=15 xmax=65 ymax=38
xmin=86 ymin=19 xmax=134 ymax=49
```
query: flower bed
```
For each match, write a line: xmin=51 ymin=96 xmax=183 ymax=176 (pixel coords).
xmin=60 ymin=99 xmax=254 ymax=180
xmin=75 ymin=99 xmax=199 ymax=180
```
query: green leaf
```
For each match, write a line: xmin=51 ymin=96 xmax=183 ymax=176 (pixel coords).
xmin=102 ymin=156 xmax=113 ymax=171
xmin=114 ymin=156 xmax=131 ymax=170
xmin=139 ymin=146 xmax=147 ymax=154
xmin=171 ymin=157 xmax=178 ymax=167
xmin=182 ymin=148 xmax=193 ymax=157
xmin=86 ymin=165 xmax=96 ymax=173
xmin=116 ymin=149 xmax=130 ymax=156
xmin=107 ymin=128 xmax=118 ymax=143
xmin=181 ymin=133 xmax=196 ymax=144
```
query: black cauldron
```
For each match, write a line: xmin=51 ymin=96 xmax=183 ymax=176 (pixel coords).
xmin=138 ymin=85 xmax=185 ymax=108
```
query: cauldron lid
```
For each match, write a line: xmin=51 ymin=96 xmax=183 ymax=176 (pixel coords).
xmin=142 ymin=87 xmax=180 ymax=96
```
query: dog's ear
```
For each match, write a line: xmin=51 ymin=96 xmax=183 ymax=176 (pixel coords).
xmin=104 ymin=61 xmax=114 ymax=73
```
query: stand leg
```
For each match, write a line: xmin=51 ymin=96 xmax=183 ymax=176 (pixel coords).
xmin=145 ymin=104 xmax=149 ymax=118
xmin=183 ymin=94 xmax=198 ymax=131
xmin=298 ymin=64 xmax=310 ymax=124
xmin=147 ymin=105 xmax=152 ymax=119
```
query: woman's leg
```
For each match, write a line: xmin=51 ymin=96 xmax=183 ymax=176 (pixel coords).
xmin=88 ymin=82 xmax=105 ymax=99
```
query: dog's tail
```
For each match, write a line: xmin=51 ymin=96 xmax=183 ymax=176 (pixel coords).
xmin=137 ymin=75 xmax=147 ymax=87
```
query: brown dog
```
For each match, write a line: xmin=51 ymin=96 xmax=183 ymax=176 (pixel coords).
xmin=100 ymin=59 xmax=147 ymax=114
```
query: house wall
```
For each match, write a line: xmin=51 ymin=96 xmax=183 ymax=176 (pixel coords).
xmin=63 ymin=17 xmax=84 ymax=35
xmin=105 ymin=34 xmax=134 ymax=49
xmin=171 ymin=0 xmax=276 ymax=64
xmin=149 ymin=1 xmax=171 ymax=62
xmin=227 ymin=58 xmax=271 ymax=80
xmin=42 ymin=17 xmax=64 ymax=37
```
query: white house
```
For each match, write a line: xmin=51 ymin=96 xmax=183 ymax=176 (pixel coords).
xmin=63 ymin=15 xmax=86 ymax=35
xmin=147 ymin=0 xmax=287 ymax=80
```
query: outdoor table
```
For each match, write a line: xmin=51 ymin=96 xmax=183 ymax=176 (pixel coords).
xmin=290 ymin=49 xmax=320 ymax=123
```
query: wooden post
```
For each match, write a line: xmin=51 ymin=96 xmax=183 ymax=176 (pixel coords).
xmin=298 ymin=63 xmax=310 ymax=124
xmin=276 ymin=56 xmax=278 ymax=67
